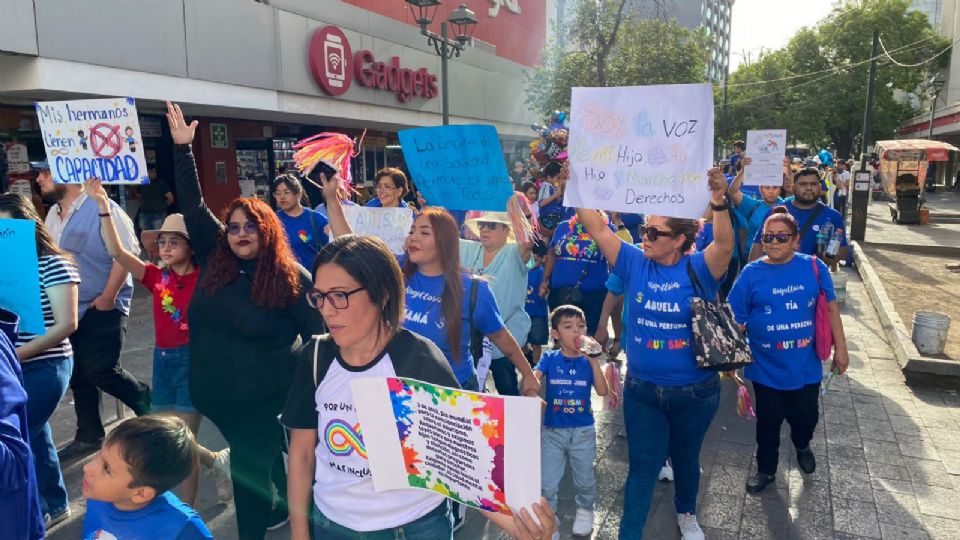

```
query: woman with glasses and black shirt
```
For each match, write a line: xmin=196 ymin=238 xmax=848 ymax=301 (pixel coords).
xmin=166 ymin=102 xmax=346 ymax=539
xmin=728 ymin=207 xmax=849 ymax=494
xmin=576 ymin=169 xmax=733 ymax=540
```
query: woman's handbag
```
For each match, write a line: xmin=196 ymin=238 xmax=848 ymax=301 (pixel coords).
xmin=686 ymin=261 xmax=754 ymax=371
xmin=811 ymin=257 xmax=834 ymax=361
xmin=552 ymin=267 xmax=587 ymax=305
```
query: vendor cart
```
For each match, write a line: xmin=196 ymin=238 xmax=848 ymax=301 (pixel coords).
xmin=875 ymin=140 xmax=958 ymax=224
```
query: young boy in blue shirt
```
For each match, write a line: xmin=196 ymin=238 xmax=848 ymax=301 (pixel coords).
xmin=81 ymin=415 xmax=213 ymax=539
xmin=535 ymin=305 xmax=608 ymax=538
xmin=525 ymin=252 xmax=550 ymax=365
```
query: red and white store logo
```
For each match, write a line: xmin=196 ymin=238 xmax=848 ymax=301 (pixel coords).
xmin=308 ymin=25 xmax=438 ymax=103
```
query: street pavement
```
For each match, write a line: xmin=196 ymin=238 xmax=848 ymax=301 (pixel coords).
xmin=46 ymin=267 xmax=960 ymax=539
xmin=862 ymin=191 xmax=960 ymax=250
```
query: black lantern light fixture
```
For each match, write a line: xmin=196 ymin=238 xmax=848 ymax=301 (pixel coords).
xmin=403 ymin=1 xmax=479 ymax=125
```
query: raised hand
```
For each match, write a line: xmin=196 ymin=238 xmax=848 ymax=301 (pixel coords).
xmin=707 ymin=167 xmax=727 ymax=204
xmin=165 ymin=101 xmax=198 ymax=145
xmin=83 ymin=178 xmax=109 ymax=208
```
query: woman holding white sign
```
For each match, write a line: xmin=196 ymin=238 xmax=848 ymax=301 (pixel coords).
xmin=576 ymin=168 xmax=733 ymax=540
xmin=282 ymin=234 xmax=556 ymax=540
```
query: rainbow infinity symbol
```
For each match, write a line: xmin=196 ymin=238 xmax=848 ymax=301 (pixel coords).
xmin=324 ymin=419 xmax=367 ymax=459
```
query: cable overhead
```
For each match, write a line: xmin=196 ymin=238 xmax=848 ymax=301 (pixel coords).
xmin=878 ymin=33 xmax=959 ymax=68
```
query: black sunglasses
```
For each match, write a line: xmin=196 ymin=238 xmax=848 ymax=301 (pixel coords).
xmin=227 ymin=222 xmax=259 ymax=236
xmin=761 ymin=232 xmax=795 ymax=244
xmin=640 ymin=226 xmax=678 ymax=242
xmin=477 ymin=222 xmax=504 ymax=231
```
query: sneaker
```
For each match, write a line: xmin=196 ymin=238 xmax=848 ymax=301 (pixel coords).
xmin=677 ymin=513 xmax=705 ymax=540
xmin=265 ymin=503 xmax=289 ymax=531
xmin=745 ymin=472 xmax=776 ymax=494
xmin=796 ymin=447 xmax=817 ymax=474
xmin=44 ymin=507 xmax=71 ymax=528
xmin=211 ymin=449 xmax=233 ymax=503
xmin=452 ymin=501 xmax=468 ymax=533
xmin=658 ymin=461 xmax=674 ymax=482
xmin=58 ymin=439 xmax=101 ymax=462
xmin=572 ymin=508 xmax=594 ymax=536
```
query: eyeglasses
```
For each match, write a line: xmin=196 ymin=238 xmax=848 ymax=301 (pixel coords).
xmin=761 ymin=232 xmax=795 ymax=244
xmin=477 ymin=222 xmax=503 ymax=231
xmin=306 ymin=287 xmax=366 ymax=310
xmin=375 ymin=184 xmax=398 ymax=192
xmin=227 ymin=222 xmax=259 ymax=236
xmin=155 ymin=238 xmax=186 ymax=249
xmin=639 ymin=226 xmax=678 ymax=242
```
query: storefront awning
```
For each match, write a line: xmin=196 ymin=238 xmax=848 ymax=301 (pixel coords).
xmin=876 ymin=139 xmax=959 ymax=162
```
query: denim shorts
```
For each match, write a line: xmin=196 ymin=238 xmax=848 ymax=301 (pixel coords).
xmin=527 ymin=316 xmax=549 ymax=346
xmin=151 ymin=345 xmax=195 ymax=413
xmin=313 ymin=500 xmax=452 ymax=539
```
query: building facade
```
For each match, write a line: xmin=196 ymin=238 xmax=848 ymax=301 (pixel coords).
xmin=0 ymin=0 xmax=546 ymax=214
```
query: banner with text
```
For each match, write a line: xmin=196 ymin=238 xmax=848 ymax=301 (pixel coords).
xmin=35 ymin=97 xmax=149 ymax=185
xmin=565 ymin=84 xmax=714 ymax=219
xmin=398 ymin=125 xmax=513 ymax=211
xmin=744 ymin=130 xmax=787 ymax=186
xmin=0 ymin=219 xmax=44 ymax=334
xmin=342 ymin=206 xmax=414 ymax=255
xmin=352 ymin=377 xmax=540 ymax=515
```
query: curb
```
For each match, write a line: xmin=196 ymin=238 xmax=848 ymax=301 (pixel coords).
xmin=851 ymin=241 xmax=960 ymax=387
xmin=860 ymin=241 xmax=960 ymax=258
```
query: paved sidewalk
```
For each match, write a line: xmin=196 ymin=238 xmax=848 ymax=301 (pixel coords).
xmin=47 ymin=271 xmax=960 ymax=539
xmin=863 ymin=191 xmax=960 ymax=250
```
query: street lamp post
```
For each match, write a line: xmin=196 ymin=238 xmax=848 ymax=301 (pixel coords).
xmin=927 ymin=73 xmax=946 ymax=140
xmin=404 ymin=1 xmax=478 ymax=125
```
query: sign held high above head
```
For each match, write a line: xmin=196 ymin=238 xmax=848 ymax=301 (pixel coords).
xmin=564 ymin=84 xmax=715 ymax=219
xmin=35 ymin=97 xmax=150 ymax=185
xmin=744 ymin=130 xmax=787 ymax=187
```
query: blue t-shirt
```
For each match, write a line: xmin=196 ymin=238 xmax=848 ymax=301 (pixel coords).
xmin=620 ymin=213 xmax=645 ymax=244
xmin=365 ymin=197 xmax=405 ymax=208
xmin=82 ymin=491 xmax=212 ymax=540
xmin=549 ymin=220 xmax=613 ymax=292
xmin=613 ymin=243 xmax=720 ymax=386
xmin=728 ymin=254 xmax=835 ymax=390
xmin=277 ymin=208 xmax=329 ymax=269
xmin=735 ymin=195 xmax=782 ymax=258
xmin=695 ymin=222 xmax=713 ymax=252
xmin=403 ymin=272 xmax=505 ymax=384
xmin=535 ymin=349 xmax=595 ymax=428
xmin=752 ymin=201 xmax=847 ymax=256
xmin=526 ymin=266 xmax=549 ymax=317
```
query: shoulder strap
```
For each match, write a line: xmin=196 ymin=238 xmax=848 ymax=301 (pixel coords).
xmin=307 ymin=210 xmax=320 ymax=248
xmin=469 ymin=277 xmax=479 ymax=322
xmin=811 ymin=256 xmax=823 ymax=291
xmin=312 ymin=334 xmax=337 ymax=387
xmin=745 ymin=202 xmax=761 ymax=223
xmin=686 ymin=259 xmax=706 ymax=299
xmin=798 ymin=203 xmax=825 ymax=239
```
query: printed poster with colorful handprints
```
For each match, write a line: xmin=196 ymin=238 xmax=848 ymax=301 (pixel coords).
xmin=744 ymin=130 xmax=787 ymax=187
xmin=35 ymin=97 xmax=150 ymax=185
xmin=564 ymin=83 xmax=715 ymax=219
xmin=351 ymin=377 xmax=540 ymax=514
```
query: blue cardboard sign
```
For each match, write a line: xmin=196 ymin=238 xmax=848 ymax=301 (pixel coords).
xmin=0 ymin=219 xmax=45 ymax=335
xmin=398 ymin=125 xmax=513 ymax=211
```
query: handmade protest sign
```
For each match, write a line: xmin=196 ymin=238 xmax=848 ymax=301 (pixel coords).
xmin=342 ymin=206 xmax=414 ymax=255
xmin=0 ymin=219 xmax=44 ymax=334
xmin=352 ymin=377 xmax=540 ymax=514
xmin=35 ymin=97 xmax=149 ymax=185
xmin=398 ymin=125 xmax=513 ymax=211
xmin=744 ymin=130 xmax=787 ymax=186
xmin=565 ymin=84 xmax=714 ymax=219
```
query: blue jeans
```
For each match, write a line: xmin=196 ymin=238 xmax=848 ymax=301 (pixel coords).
xmin=490 ymin=357 xmax=519 ymax=396
xmin=313 ymin=501 xmax=452 ymax=539
xmin=619 ymin=375 xmax=721 ymax=540
xmin=541 ymin=425 xmax=597 ymax=512
xmin=21 ymin=356 xmax=74 ymax=515
xmin=151 ymin=345 xmax=195 ymax=413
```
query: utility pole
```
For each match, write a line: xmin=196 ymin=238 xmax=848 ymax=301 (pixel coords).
xmin=850 ymin=29 xmax=879 ymax=243
xmin=721 ymin=75 xmax=729 ymax=163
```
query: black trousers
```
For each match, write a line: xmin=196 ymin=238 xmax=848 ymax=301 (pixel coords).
xmin=193 ymin=386 xmax=288 ymax=540
xmin=753 ymin=381 xmax=820 ymax=475
xmin=69 ymin=308 xmax=150 ymax=442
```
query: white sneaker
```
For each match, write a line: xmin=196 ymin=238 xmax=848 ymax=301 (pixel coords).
xmin=211 ymin=448 xmax=233 ymax=503
xmin=677 ymin=513 xmax=705 ymax=540
xmin=572 ymin=508 xmax=594 ymax=536
xmin=658 ymin=461 xmax=674 ymax=482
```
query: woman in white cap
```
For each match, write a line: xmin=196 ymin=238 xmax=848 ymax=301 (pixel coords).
xmin=459 ymin=199 xmax=533 ymax=395
xmin=83 ymin=179 xmax=231 ymax=508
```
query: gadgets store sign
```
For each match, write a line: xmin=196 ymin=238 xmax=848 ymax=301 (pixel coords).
xmin=309 ymin=26 xmax=438 ymax=103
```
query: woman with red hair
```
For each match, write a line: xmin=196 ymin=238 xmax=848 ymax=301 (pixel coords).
xmin=166 ymin=102 xmax=328 ymax=539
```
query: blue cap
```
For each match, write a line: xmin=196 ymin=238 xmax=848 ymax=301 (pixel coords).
xmin=30 ymin=161 xmax=50 ymax=171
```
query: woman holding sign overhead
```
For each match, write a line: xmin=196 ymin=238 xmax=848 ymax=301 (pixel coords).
xmin=576 ymin=168 xmax=733 ymax=540
xmin=165 ymin=102 xmax=343 ymax=539
xmin=282 ymin=234 xmax=556 ymax=540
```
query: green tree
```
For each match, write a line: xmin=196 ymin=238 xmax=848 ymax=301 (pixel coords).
xmin=723 ymin=0 xmax=950 ymax=159
xmin=526 ymin=0 xmax=710 ymax=115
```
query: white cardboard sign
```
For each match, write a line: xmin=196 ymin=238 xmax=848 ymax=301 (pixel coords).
xmin=744 ymin=130 xmax=787 ymax=186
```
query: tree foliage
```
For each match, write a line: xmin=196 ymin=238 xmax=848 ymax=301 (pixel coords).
xmin=722 ymin=0 xmax=950 ymax=159
xmin=526 ymin=0 xmax=711 ymax=115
